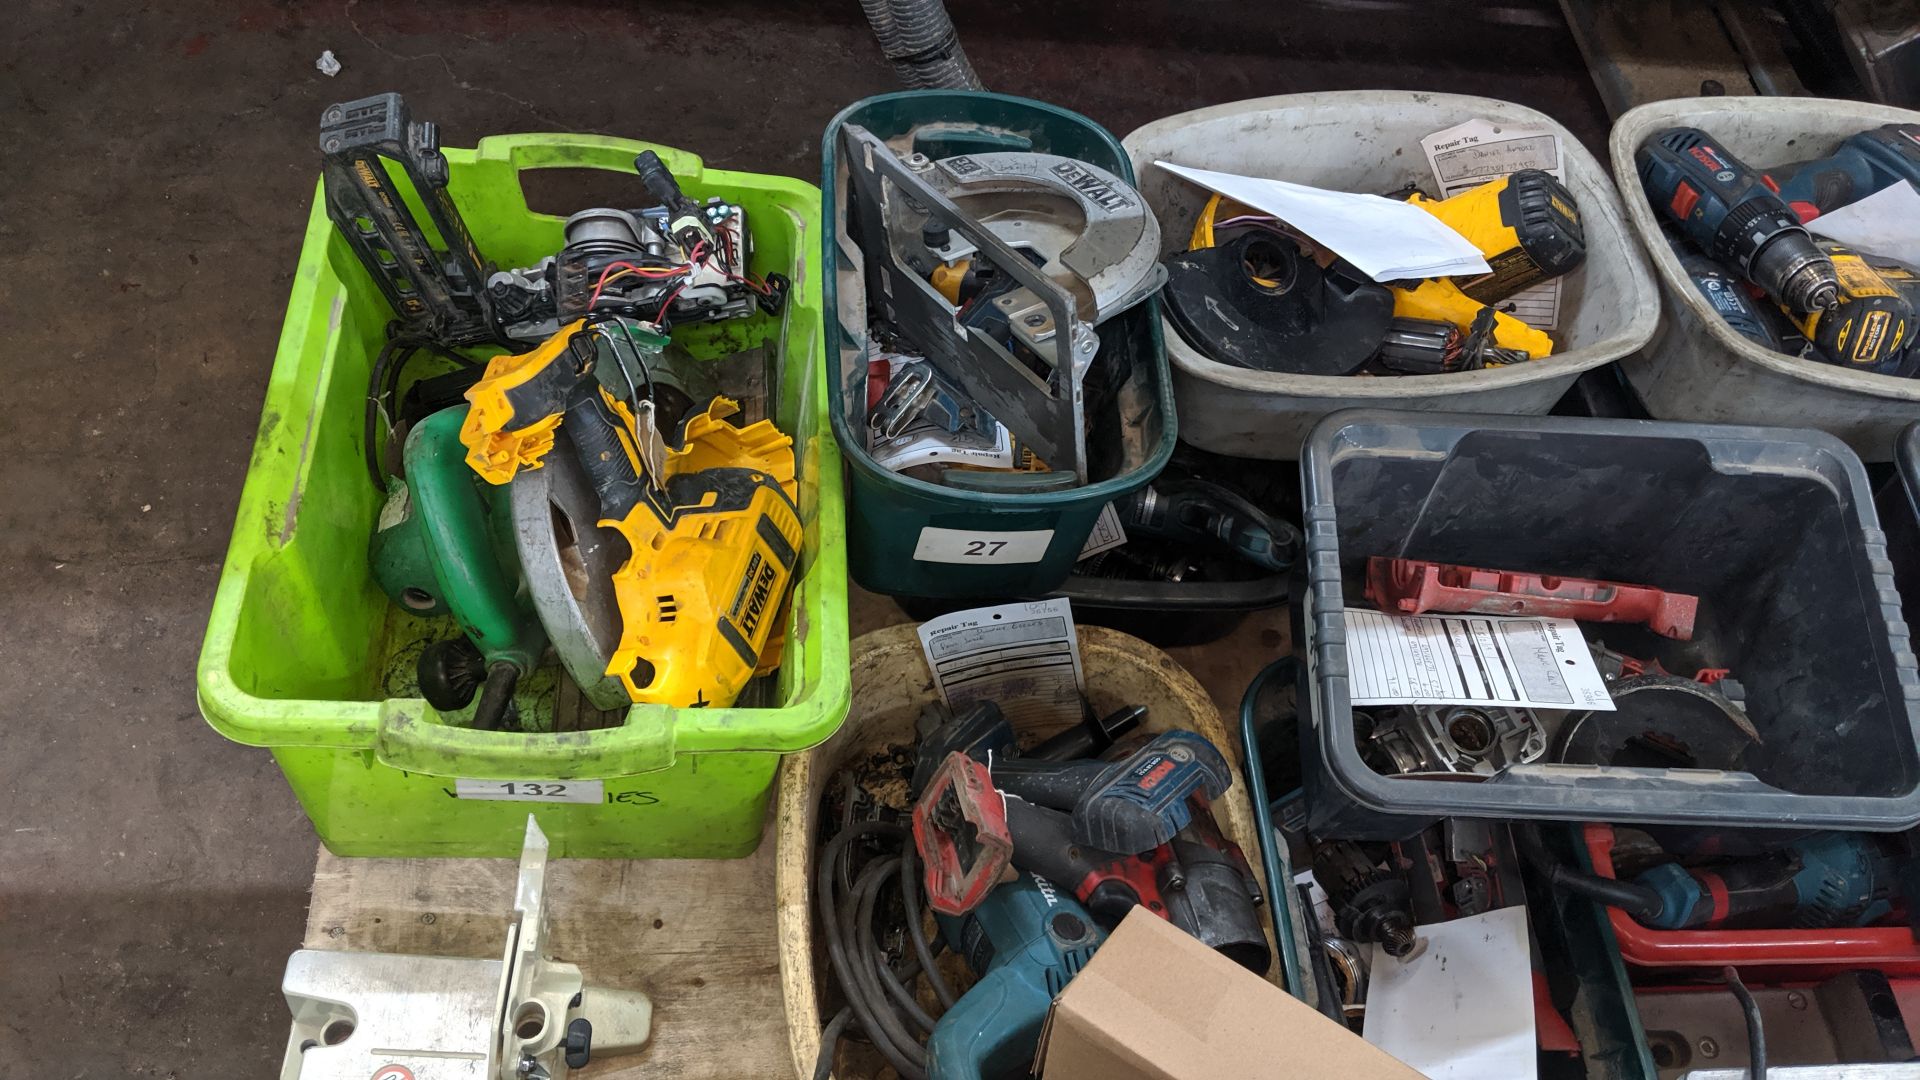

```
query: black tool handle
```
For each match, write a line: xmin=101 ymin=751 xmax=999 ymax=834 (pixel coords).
xmin=472 ymin=660 xmax=521 ymax=731
xmin=990 ymin=758 xmax=1107 ymax=810
xmin=634 ymin=150 xmax=699 ymax=218
xmin=1028 ymin=706 xmax=1147 ymax=762
xmin=564 ymin=387 xmax=646 ymax=522
xmin=633 ymin=150 xmax=709 ymax=250
xmin=1003 ymin=798 xmax=1093 ymax=890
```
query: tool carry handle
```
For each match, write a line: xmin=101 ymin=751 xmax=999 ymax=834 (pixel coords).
xmin=563 ymin=386 xmax=650 ymax=523
xmin=469 ymin=132 xmax=704 ymax=188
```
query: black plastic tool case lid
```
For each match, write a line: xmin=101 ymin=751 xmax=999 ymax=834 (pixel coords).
xmin=1300 ymin=409 xmax=1920 ymax=836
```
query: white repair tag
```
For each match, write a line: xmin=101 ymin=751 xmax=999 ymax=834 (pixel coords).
xmin=916 ymin=598 xmax=1085 ymax=729
xmin=912 ymin=526 xmax=1054 ymax=564
xmin=1343 ymin=609 xmax=1615 ymax=711
xmin=453 ymin=779 xmax=604 ymax=804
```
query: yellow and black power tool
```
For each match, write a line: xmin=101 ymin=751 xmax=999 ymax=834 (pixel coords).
xmin=1393 ymin=169 xmax=1587 ymax=360
xmin=1408 ymin=169 xmax=1586 ymax=304
xmin=1787 ymin=242 xmax=1918 ymax=375
xmin=461 ymin=317 xmax=802 ymax=709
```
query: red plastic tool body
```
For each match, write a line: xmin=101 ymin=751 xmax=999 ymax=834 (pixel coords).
xmin=911 ymin=752 xmax=1014 ymax=916
xmin=1365 ymin=557 xmax=1699 ymax=639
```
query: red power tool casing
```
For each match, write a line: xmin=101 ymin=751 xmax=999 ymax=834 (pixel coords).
xmin=913 ymin=752 xmax=1015 ymax=917
xmin=1366 ymin=556 xmax=1699 ymax=639
xmin=1066 ymin=797 xmax=1256 ymax=922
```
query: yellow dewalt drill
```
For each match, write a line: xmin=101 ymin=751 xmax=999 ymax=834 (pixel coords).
xmin=460 ymin=317 xmax=802 ymax=709
xmin=1396 ymin=169 xmax=1588 ymax=360
xmin=1790 ymin=242 xmax=1918 ymax=375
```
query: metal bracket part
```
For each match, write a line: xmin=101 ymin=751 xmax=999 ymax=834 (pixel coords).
xmin=278 ymin=818 xmax=652 ymax=1080
xmin=840 ymin=125 xmax=1161 ymax=481
xmin=1366 ymin=704 xmax=1548 ymax=777
xmin=925 ymin=151 xmax=1166 ymax=324
xmin=1835 ymin=0 xmax=1920 ymax=109
xmin=1641 ymin=969 xmax=1915 ymax=1078
xmin=868 ymin=358 xmax=987 ymax=441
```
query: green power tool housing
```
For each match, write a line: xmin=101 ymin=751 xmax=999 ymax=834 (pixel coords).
xmin=371 ymin=406 xmax=550 ymax=728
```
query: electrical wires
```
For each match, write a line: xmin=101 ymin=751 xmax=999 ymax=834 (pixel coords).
xmin=577 ymin=312 xmax=659 ymax=412
xmin=576 ymin=217 xmax=775 ymax=332
xmin=1724 ymin=966 xmax=1767 ymax=1079
xmin=815 ymin=821 xmax=928 ymax=1079
xmin=586 ymin=259 xmax=690 ymax=312
xmin=813 ymin=802 xmax=957 ymax=1080
xmin=363 ymin=323 xmax=484 ymax=490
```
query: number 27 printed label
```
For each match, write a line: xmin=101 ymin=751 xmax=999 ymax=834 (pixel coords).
xmin=454 ymin=779 xmax=604 ymax=804
xmin=912 ymin=526 xmax=1054 ymax=565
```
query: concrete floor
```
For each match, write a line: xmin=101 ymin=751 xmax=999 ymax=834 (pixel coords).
xmin=0 ymin=2 xmax=1606 ymax=1074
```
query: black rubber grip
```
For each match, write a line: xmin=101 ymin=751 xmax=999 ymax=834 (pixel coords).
xmin=1003 ymin=798 xmax=1090 ymax=888
xmin=990 ymin=759 xmax=1107 ymax=810
xmin=633 ymin=150 xmax=699 ymax=219
xmin=564 ymin=389 xmax=645 ymax=521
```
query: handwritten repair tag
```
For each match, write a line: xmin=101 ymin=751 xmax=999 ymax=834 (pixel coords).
xmin=1343 ymin=609 xmax=1614 ymax=711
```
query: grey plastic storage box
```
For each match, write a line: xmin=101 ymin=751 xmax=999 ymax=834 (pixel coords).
xmin=1881 ymin=422 xmax=1920 ymax=635
xmin=1610 ymin=96 xmax=1920 ymax=462
xmin=1299 ymin=409 xmax=1920 ymax=840
xmin=1121 ymin=92 xmax=1661 ymax=460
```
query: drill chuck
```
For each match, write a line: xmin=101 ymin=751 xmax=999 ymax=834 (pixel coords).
xmin=1757 ymin=235 xmax=1841 ymax=314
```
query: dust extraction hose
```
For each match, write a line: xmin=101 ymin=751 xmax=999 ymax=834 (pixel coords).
xmin=858 ymin=0 xmax=984 ymax=90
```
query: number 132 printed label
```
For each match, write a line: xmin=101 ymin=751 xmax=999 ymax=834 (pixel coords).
xmin=454 ymin=779 xmax=604 ymax=804
xmin=912 ymin=526 xmax=1054 ymax=565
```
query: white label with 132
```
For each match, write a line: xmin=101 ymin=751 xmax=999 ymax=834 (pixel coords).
xmin=453 ymin=779 xmax=605 ymax=804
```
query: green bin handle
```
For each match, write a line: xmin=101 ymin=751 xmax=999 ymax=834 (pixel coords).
xmin=375 ymin=697 xmax=681 ymax=779
xmin=467 ymin=132 xmax=705 ymax=184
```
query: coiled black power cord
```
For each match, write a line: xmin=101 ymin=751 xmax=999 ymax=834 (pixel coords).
xmin=814 ymin=819 xmax=954 ymax=1080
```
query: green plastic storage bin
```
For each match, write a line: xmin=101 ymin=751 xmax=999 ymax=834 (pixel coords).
xmin=822 ymin=91 xmax=1177 ymax=599
xmin=196 ymin=132 xmax=850 ymax=859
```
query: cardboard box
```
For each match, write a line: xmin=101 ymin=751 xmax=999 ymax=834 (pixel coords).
xmin=1036 ymin=909 xmax=1427 ymax=1080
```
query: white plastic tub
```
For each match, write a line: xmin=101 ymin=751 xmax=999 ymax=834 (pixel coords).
xmin=1122 ymin=92 xmax=1660 ymax=460
xmin=1610 ymin=95 xmax=1920 ymax=462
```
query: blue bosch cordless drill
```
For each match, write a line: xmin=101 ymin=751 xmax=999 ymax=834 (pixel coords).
xmin=1768 ymin=124 xmax=1920 ymax=223
xmin=1638 ymin=127 xmax=1839 ymax=316
xmin=924 ymin=872 xmax=1105 ymax=1080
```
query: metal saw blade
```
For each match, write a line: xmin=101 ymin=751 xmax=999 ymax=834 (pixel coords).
xmin=511 ymin=427 xmax=632 ymax=711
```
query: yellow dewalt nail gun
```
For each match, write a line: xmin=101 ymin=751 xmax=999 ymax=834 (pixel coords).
xmin=460 ymin=317 xmax=802 ymax=709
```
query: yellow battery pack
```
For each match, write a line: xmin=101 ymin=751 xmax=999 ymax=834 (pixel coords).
xmin=1409 ymin=170 xmax=1586 ymax=305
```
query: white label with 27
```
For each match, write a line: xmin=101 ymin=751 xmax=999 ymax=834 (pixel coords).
xmin=454 ymin=779 xmax=604 ymax=804
xmin=912 ymin=527 xmax=1054 ymax=565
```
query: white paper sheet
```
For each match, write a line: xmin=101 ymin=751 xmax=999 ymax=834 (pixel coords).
xmin=1154 ymin=161 xmax=1491 ymax=282
xmin=1421 ymin=117 xmax=1568 ymax=330
xmin=1075 ymin=503 xmax=1129 ymax=560
xmin=1808 ymin=181 xmax=1920 ymax=267
xmin=1344 ymin=609 xmax=1615 ymax=711
xmin=917 ymin=599 xmax=1086 ymax=729
xmin=1363 ymin=906 xmax=1536 ymax=1080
